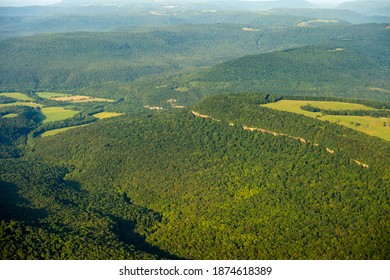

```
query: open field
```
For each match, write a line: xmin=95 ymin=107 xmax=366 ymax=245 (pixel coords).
xmin=263 ymin=100 xmax=376 ymax=115
xmin=297 ymin=19 xmax=339 ymax=27
xmin=0 ymin=92 xmax=33 ymax=101
xmin=174 ymin=87 xmax=190 ymax=92
xmin=262 ymin=100 xmax=390 ymax=141
xmin=40 ymin=124 xmax=90 ymax=137
xmin=0 ymin=102 xmax=43 ymax=108
xmin=37 ymin=92 xmax=115 ymax=103
xmin=41 ymin=112 xmax=122 ymax=137
xmin=1 ymin=113 xmax=18 ymax=119
xmin=93 ymin=112 xmax=123 ymax=119
xmin=37 ymin=92 xmax=70 ymax=99
xmin=324 ymin=115 xmax=390 ymax=141
xmin=40 ymin=107 xmax=79 ymax=123
xmin=51 ymin=95 xmax=115 ymax=103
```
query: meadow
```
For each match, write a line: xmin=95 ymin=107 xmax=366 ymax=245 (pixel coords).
xmin=40 ymin=111 xmax=123 ymax=137
xmin=51 ymin=95 xmax=115 ymax=103
xmin=0 ymin=92 xmax=33 ymax=101
xmin=93 ymin=112 xmax=123 ymax=119
xmin=37 ymin=92 xmax=70 ymax=99
xmin=40 ymin=107 xmax=79 ymax=123
xmin=40 ymin=124 xmax=90 ymax=137
xmin=262 ymin=100 xmax=390 ymax=141
xmin=37 ymin=92 xmax=115 ymax=103
xmin=0 ymin=102 xmax=43 ymax=108
xmin=1 ymin=113 xmax=18 ymax=119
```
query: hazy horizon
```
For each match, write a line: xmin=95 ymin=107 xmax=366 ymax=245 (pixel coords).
xmin=0 ymin=0 xmax=365 ymax=8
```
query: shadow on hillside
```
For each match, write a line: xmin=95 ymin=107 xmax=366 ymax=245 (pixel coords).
xmin=115 ymin=218 xmax=185 ymax=260
xmin=0 ymin=180 xmax=47 ymax=222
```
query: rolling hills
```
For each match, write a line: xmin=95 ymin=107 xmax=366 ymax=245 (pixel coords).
xmin=24 ymin=102 xmax=389 ymax=259
xmin=0 ymin=5 xmax=389 ymax=261
xmin=184 ymin=34 xmax=390 ymax=102
xmin=1 ymin=23 xmax=389 ymax=109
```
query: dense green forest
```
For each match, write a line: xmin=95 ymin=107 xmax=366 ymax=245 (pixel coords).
xmin=1 ymin=94 xmax=389 ymax=259
xmin=1 ymin=5 xmax=389 ymax=260
xmin=187 ymin=43 xmax=390 ymax=101
xmin=1 ymin=23 xmax=389 ymax=108
xmin=0 ymin=158 xmax=170 ymax=259
xmin=25 ymin=107 xmax=389 ymax=259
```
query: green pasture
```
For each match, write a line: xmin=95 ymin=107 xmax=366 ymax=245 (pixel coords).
xmin=0 ymin=102 xmax=43 ymax=108
xmin=37 ymin=92 xmax=70 ymax=99
xmin=40 ymin=124 xmax=90 ymax=137
xmin=93 ymin=112 xmax=123 ymax=119
xmin=1 ymin=113 xmax=18 ymax=119
xmin=40 ymin=107 xmax=79 ymax=123
xmin=262 ymin=100 xmax=390 ymax=141
xmin=0 ymin=92 xmax=33 ymax=101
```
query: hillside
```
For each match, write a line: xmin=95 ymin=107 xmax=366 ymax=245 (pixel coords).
xmin=0 ymin=158 xmax=167 ymax=259
xmin=182 ymin=29 xmax=390 ymax=102
xmin=21 ymin=98 xmax=389 ymax=259
xmin=1 ymin=6 xmax=390 ymax=262
xmin=2 ymin=23 xmax=388 ymax=111
xmin=337 ymin=1 xmax=390 ymax=17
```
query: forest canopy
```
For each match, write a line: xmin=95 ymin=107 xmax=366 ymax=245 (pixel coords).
xmin=0 ymin=8 xmax=389 ymax=260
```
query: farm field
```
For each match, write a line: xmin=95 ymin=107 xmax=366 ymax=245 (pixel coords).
xmin=0 ymin=102 xmax=43 ymax=108
xmin=324 ymin=115 xmax=390 ymax=141
xmin=262 ymin=100 xmax=390 ymax=141
xmin=0 ymin=92 xmax=33 ymax=101
xmin=51 ymin=95 xmax=115 ymax=103
xmin=40 ymin=107 xmax=79 ymax=123
xmin=40 ymin=124 xmax=90 ymax=137
xmin=40 ymin=112 xmax=122 ymax=137
xmin=37 ymin=92 xmax=70 ymax=99
xmin=93 ymin=112 xmax=123 ymax=119
xmin=1 ymin=113 xmax=18 ymax=119
xmin=37 ymin=92 xmax=115 ymax=103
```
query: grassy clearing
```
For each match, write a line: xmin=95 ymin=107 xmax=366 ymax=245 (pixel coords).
xmin=0 ymin=92 xmax=33 ymax=101
xmin=37 ymin=92 xmax=115 ymax=103
xmin=2 ymin=113 xmax=18 ymax=119
xmin=264 ymin=100 xmax=375 ymax=114
xmin=37 ymin=92 xmax=70 ymax=99
xmin=41 ymin=107 xmax=79 ymax=123
xmin=262 ymin=100 xmax=390 ymax=141
xmin=93 ymin=112 xmax=123 ymax=119
xmin=174 ymin=87 xmax=190 ymax=92
xmin=51 ymin=95 xmax=115 ymax=103
xmin=0 ymin=102 xmax=43 ymax=108
xmin=297 ymin=19 xmax=339 ymax=27
xmin=324 ymin=115 xmax=390 ymax=141
xmin=40 ymin=124 xmax=90 ymax=137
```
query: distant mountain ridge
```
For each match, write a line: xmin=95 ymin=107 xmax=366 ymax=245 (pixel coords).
xmin=56 ymin=0 xmax=315 ymax=9
xmin=337 ymin=1 xmax=390 ymax=17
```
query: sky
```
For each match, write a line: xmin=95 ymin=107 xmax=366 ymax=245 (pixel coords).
xmin=0 ymin=0 xmax=369 ymax=8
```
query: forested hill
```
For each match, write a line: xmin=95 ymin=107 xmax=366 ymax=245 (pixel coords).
xmin=24 ymin=104 xmax=389 ymax=259
xmin=1 ymin=24 xmax=387 ymax=99
xmin=1 ymin=12 xmax=389 ymax=260
xmin=1 ymin=1 xmax=388 ymax=39
xmin=0 ymin=24 xmax=268 ymax=92
xmin=1 ymin=23 xmax=388 ymax=111
xmin=0 ymin=158 xmax=167 ymax=259
xmin=189 ymin=40 xmax=390 ymax=102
